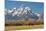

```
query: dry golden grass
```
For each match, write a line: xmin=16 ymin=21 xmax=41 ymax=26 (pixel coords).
xmin=5 ymin=25 xmax=44 ymax=31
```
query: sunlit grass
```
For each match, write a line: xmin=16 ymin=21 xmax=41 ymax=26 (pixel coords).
xmin=5 ymin=24 xmax=44 ymax=31
xmin=5 ymin=20 xmax=44 ymax=31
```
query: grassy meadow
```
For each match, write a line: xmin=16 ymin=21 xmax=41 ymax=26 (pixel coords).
xmin=5 ymin=25 xmax=44 ymax=31
xmin=5 ymin=20 xmax=44 ymax=31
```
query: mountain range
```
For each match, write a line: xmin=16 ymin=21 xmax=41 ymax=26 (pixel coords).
xmin=5 ymin=7 xmax=43 ymax=21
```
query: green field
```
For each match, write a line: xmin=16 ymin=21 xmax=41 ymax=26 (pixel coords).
xmin=5 ymin=25 xmax=44 ymax=31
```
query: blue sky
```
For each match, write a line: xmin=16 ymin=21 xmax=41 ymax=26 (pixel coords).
xmin=5 ymin=0 xmax=44 ymax=13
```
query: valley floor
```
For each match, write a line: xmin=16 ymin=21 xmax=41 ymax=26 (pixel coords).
xmin=5 ymin=24 xmax=44 ymax=31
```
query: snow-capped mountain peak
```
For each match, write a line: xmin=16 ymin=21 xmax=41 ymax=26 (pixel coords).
xmin=35 ymin=13 xmax=40 ymax=17
xmin=5 ymin=7 xmax=41 ymax=20
xmin=11 ymin=7 xmax=32 ymax=16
